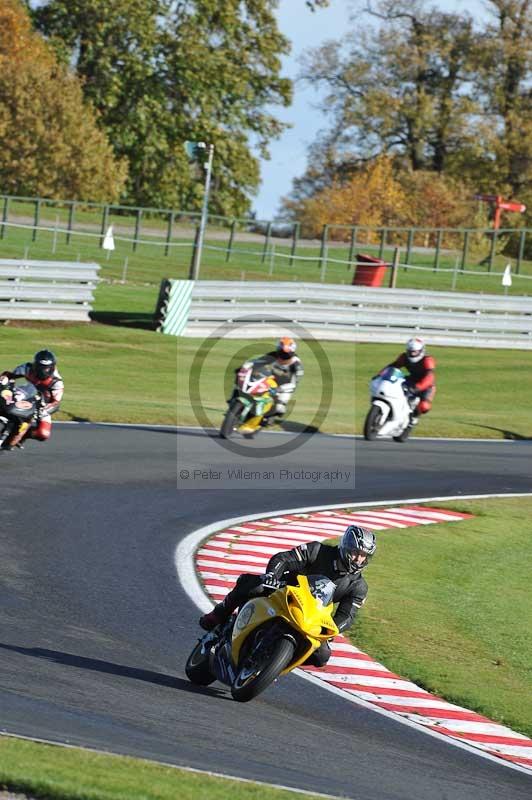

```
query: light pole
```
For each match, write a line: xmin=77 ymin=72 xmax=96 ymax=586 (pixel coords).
xmin=187 ymin=142 xmax=214 ymax=281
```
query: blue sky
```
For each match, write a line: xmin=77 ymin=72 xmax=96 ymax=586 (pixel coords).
xmin=253 ymin=0 xmax=491 ymax=220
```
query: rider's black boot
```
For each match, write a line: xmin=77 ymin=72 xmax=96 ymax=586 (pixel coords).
xmin=199 ymin=603 xmax=230 ymax=631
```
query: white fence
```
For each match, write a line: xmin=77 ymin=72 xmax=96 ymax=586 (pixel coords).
xmin=168 ymin=280 xmax=532 ymax=349
xmin=0 ymin=258 xmax=100 ymax=321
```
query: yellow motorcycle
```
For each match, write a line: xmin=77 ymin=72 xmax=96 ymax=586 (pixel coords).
xmin=185 ymin=575 xmax=339 ymax=702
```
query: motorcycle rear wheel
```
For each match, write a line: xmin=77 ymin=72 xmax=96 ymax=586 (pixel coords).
xmin=363 ymin=405 xmax=382 ymax=441
xmin=220 ymin=401 xmax=244 ymax=439
xmin=185 ymin=640 xmax=216 ymax=686
xmin=231 ymin=636 xmax=295 ymax=702
xmin=393 ymin=425 xmax=411 ymax=443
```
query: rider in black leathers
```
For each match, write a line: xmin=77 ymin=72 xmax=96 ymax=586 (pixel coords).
xmin=199 ymin=525 xmax=376 ymax=667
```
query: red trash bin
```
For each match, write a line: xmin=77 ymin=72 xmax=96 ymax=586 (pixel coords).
xmin=352 ymin=253 xmax=387 ymax=287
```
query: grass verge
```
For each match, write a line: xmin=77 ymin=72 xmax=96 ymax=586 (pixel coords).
xmin=0 ymin=736 xmax=328 ymax=800
xmin=1 ymin=217 xmax=531 ymax=294
xmin=2 ymin=327 xmax=531 ymax=437
xmin=0 ymin=323 xmax=176 ymax=426
xmin=178 ymin=337 xmax=532 ymax=439
xmin=350 ymin=496 xmax=532 ymax=738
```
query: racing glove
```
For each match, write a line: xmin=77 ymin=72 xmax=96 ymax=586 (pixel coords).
xmin=260 ymin=571 xmax=280 ymax=589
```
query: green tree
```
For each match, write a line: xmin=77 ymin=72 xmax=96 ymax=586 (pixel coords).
xmin=30 ymin=0 xmax=294 ymax=215
xmin=0 ymin=0 xmax=127 ymax=201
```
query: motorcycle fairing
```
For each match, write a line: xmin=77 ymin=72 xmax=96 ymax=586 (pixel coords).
xmin=0 ymin=384 xmax=38 ymax=420
xmin=211 ymin=636 xmax=236 ymax=686
xmin=370 ymin=399 xmax=391 ymax=424
xmin=368 ymin=368 xmax=411 ymax=438
xmin=236 ymin=381 xmax=276 ymax=432
xmin=230 ymin=575 xmax=338 ymax=673
xmin=235 ymin=369 xmax=277 ymax=429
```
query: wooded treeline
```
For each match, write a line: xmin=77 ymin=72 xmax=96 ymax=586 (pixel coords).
xmin=283 ymin=0 xmax=531 ymax=238
xmin=0 ymin=0 xmax=530 ymax=235
xmin=2 ymin=0 xmax=296 ymax=215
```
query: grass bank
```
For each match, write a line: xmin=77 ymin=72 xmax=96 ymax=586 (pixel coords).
xmin=1 ymin=215 xmax=531 ymax=294
xmin=1 ymin=327 xmax=531 ymax=437
xmin=178 ymin=337 xmax=532 ymax=439
xmin=0 ymin=736 xmax=327 ymax=800
xmin=350 ymin=496 xmax=532 ymax=738
xmin=0 ymin=323 xmax=176 ymax=426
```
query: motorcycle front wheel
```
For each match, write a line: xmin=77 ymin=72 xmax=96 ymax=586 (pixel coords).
xmin=231 ymin=636 xmax=295 ymax=702
xmin=185 ymin=640 xmax=216 ymax=686
xmin=0 ymin=420 xmax=15 ymax=448
xmin=220 ymin=400 xmax=244 ymax=439
xmin=363 ymin=405 xmax=382 ymax=441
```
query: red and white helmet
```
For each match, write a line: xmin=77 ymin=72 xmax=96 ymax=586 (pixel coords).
xmin=405 ymin=337 xmax=425 ymax=364
xmin=276 ymin=336 xmax=297 ymax=360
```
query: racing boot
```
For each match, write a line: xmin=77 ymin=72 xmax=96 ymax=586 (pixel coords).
xmin=260 ymin=410 xmax=282 ymax=428
xmin=408 ymin=409 xmax=419 ymax=427
xmin=200 ymin=575 xmax=258 ymax=630
xmin=199 ymin=602 xmax=230 ymax=631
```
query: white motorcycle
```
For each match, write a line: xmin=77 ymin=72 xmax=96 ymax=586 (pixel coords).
xmin=363 ymin=367 xmax=418 ymax=443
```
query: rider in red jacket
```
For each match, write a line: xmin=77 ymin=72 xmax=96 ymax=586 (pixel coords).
xmin=388 ymin=337 xmax=436 ymax=425
xmin=0 ymin=349 xmax=64 ymax=449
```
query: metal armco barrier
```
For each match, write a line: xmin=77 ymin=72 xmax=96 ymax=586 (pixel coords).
xmin=157 ymin=280 xmax=532 ymax=349
xmin=0 ymin=259 xmax=100 ymax=321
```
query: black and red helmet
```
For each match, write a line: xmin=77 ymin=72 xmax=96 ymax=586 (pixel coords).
xmin=33 ymin=350 xmax=56 ymax=380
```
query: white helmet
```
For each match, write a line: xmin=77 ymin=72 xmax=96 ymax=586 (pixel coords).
xmin=406 ymin=337 xmax=425 ymax=364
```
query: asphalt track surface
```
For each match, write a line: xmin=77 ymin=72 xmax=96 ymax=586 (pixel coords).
xmin=1 ymin=423 xmax=531 ymax=800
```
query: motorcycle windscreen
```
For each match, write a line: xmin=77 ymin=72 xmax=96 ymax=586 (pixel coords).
xmin=306 ymin=575 xmax=336 ymax=607
xmin=3 ymin=383 xmax=38 ymax=419
xmin=379 ymin=366 xmax=404 ymax=382
xmin=14 ymin=383 xmax=38 ymax=400
xmin=249 ymin=359 xmax=276 ymax=383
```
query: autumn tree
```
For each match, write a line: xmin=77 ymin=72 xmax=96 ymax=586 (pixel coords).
xmin=396 ymin=171 xmax=479 ymax=230
xmin=286 ymin=156 xmax=409 ymax=238
xmin=283 ymin=154 xmax=484 ymax=239
xmin=0 ymin=0 xmax=127 ymax=201
xmin=30 ymin=0 xmax=296 ymax=215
